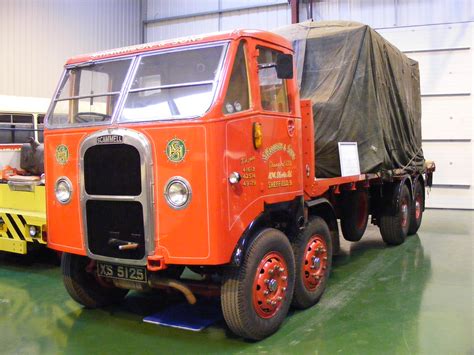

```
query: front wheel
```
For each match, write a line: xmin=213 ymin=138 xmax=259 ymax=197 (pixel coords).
xmin=62 ymin=253 xmax=128 ymax=308
xmin=292 ymin=216 xmax=332 ymax=309
xmin=221 ymin=228 xmax=295 ymax=340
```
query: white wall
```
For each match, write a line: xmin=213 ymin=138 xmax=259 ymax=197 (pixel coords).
xmin=0 ymin=0 xmax=141 ymax=100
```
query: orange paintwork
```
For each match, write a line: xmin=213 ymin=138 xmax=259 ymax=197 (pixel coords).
xmin=45 ymin=30 xmax=303 ymax=266
xmin=45 ymin=29 xmax=378 ymax=267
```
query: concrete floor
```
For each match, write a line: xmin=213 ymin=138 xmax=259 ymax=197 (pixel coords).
xmin=0 ymin=209 xmax=472 ymax=354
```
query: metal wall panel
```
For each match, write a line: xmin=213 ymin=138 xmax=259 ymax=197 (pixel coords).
xmin=422 ymin=142 xmax=472 ymax=186
xmin=421 ymin=96 xmax=472 ymax=140
xmin=307 ymin=0 xmax=473 ymax=28
xmin=146 ymin=15 xmax=219 ymax=42
xmin=144 ymin=0 xmax=290 ymax=41
xmin=221 ymin=4 xmax=290 ymax=31
xmin=0 ymin=0 xmax=141 ymax=99
xmin=409 ymin=50 xmax=472 ymax=95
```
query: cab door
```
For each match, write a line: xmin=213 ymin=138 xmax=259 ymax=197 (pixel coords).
xmin=226 ymin=40 xmax=303 ymax=231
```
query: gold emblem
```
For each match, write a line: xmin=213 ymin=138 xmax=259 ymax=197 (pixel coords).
xmin=166 ymin=138 xmax=186 ymax=163
xmin=55 ymin=145 xmax=69 ymax=165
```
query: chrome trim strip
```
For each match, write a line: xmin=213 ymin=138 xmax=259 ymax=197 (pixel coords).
xmin=55 ymin=91 xmax=121 ymax=102
xmin=79 ymin=128 xmax=155 ymax=266
xmin=128 ymin=80 xmax=214 ymax=93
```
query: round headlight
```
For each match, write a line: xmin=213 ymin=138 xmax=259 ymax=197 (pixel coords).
xmin=164 ymin=177 xmax=191 ymax=209
xmin=55 ymin=177 xmax=72 ymax=204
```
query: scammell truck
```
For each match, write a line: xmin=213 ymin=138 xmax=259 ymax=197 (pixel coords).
xmin=44 ymin=23 xmax=434 ymax=340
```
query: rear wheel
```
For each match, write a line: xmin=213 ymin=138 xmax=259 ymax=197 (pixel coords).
xmin=62 ymin=253 xmax=128 ymax=308
xmin=408 ymin=179 xmax=424 ymax=235
xmin=380 ymin=184 xmax=411 ymax=245
xmin=221 ymin=228 xmax=295 ymax=340
xmin=292 ymin=216 xmax=332 ymax=309
xmin=341 ymin=190 xmax=369 ymax=242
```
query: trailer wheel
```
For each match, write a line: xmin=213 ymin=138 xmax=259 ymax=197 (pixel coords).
xmin=292 ymin=216 xmax=332 ymax=309
xmin=379 ymin=184 xmax=411 ymax=245
xmin=341 ymin=190 xmax=369 ymax=241
xmin=221 ymin=228 xmax=295 ymax=340
xmin=408 ymin=179 xmax=424 ymax=235
xmin=62 ymin=253 xmax=128 ymax=308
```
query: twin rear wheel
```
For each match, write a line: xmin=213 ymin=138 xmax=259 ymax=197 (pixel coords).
xmin=379 ymin=179 xmax=424 ymax=245
xmin=221 ymin=218 xmax=332 ymax=340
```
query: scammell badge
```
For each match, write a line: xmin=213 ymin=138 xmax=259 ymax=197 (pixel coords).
xmin=166 ymin=138 xmax=186 ymax=163
xmin=55 ymin=145 xmax=69 ymax=165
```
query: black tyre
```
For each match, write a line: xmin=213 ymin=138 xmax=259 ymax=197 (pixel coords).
xmin=62 ymin=253 xmax=129 ymax=308
xmin=221 ymin=228 xmax=295 ymax=340
xmin=379 ymin=184 xmax=411 ymax=245
xmin=408 ymin=179 xmax=424 ymax=235
xmin=292 ymin=216 xmax=332 ymax=309
xmin=340 ymin=190 xmax=369 ymax=242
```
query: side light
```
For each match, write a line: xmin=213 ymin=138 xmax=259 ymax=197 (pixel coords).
xmin=253 ymin=122 xmax=263 ymax=149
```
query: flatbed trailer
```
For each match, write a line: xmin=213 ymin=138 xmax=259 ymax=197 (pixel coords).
xmin=44 ymin=27 xmax=434 ymax=340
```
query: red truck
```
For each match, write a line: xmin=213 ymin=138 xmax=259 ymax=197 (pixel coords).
xmin=44 ymin=22 xmax=434 ymax=340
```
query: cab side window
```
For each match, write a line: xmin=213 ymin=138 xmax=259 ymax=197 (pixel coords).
xmin=223 ymin=42 xmax=250 ymax=115
xmin=257 ymin=47 xmax=289 ymax=113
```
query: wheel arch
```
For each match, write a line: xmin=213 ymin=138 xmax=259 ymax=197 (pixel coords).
xmin=306 ymin=198 xmax=340 ymax=255
xmin=230 ymin=196 xmax=304 ymax=266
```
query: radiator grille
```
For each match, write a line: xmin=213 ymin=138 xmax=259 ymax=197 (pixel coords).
xmin=84 ymin=144 xmax=141 ymax=196
xmin=86 ymin=200 xmax=145 ymax=260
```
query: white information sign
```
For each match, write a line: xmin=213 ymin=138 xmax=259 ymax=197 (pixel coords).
xmin=338 ymin=142 xmax=361 ymax=177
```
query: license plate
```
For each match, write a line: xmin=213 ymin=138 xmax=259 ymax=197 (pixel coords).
xmin=97 ymin=262 xmax=147 ymax=283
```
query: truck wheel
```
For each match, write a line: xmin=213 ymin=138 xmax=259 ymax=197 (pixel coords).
xmin=379 ymin=184 xmax=411 ymax=245
xmin=408 ymin=179 xmax=424 ymax=235
xmin=341 ymin=190 xmax=369 ymax=241
xmin=292 ymin=216 xmax=332 ymax=309
xmin=221 ymin=228 xmax=295 ymax=340
xmin=62 ymin=253 xmax=128 ymax=308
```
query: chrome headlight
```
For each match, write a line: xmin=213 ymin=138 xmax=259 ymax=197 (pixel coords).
xmin=164 ymin=177 xmax=191 ymax=209
xmin=55 ymin=177 xmax=73 ymax=204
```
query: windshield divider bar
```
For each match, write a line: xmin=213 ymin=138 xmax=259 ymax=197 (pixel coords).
xmin=54 ymin=91 xmax=120 ymax=102
xmin=128 ymin=80 xmax=214 ymax=93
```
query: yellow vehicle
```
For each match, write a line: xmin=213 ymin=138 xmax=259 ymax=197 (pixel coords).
xmin=0 ymin=95 xmax=48 ymax=254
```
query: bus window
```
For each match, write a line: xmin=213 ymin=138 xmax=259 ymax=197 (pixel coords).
xmin=0 ymin=114 xmax=35 ymax=144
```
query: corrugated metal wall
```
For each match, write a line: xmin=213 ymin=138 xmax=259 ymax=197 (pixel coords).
xmin=145 ymin=0 xmax=290 ymax=42
xmin=0 ymin=0 xmax=141 ymax=99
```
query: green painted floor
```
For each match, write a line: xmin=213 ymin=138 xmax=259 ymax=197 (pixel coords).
xmin=0 ymin=210 xmax=472 ymax=354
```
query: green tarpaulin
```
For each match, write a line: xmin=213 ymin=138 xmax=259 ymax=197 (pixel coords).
xmin=274 ymin=21 xmax=424 ymax=178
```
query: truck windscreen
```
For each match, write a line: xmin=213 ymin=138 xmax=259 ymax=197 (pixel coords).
xmin=48 ymin=59 xmax=132 ymax=127
xmin=120 ymin=44 xmax=226 ymax=122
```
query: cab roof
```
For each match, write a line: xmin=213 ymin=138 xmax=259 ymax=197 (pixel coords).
xmin=66 ymin=29 xmax=293 ymax=66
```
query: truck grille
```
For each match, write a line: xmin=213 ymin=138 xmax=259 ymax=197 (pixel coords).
xmin=83 ymin=142 xmax=146 ymax=261
xmin=84 ymin=144 xmax=141 ymax=196
xmin=86 ymin=200 xmax=145 ymax=260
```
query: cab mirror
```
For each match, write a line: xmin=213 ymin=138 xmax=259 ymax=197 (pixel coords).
xmin=276 ymin=53 xmax=293 ymax=79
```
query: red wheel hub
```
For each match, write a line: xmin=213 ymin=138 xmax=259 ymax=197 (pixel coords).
xmin=302 ymin=235 xmax=328 ymax=291
xmin=401 ymin=197 xmax=409 ymax=227
xmin=415 ymin=194 xmax=422 ymax=220
xmin=252 ymin=252 xmax=289 ymax=319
